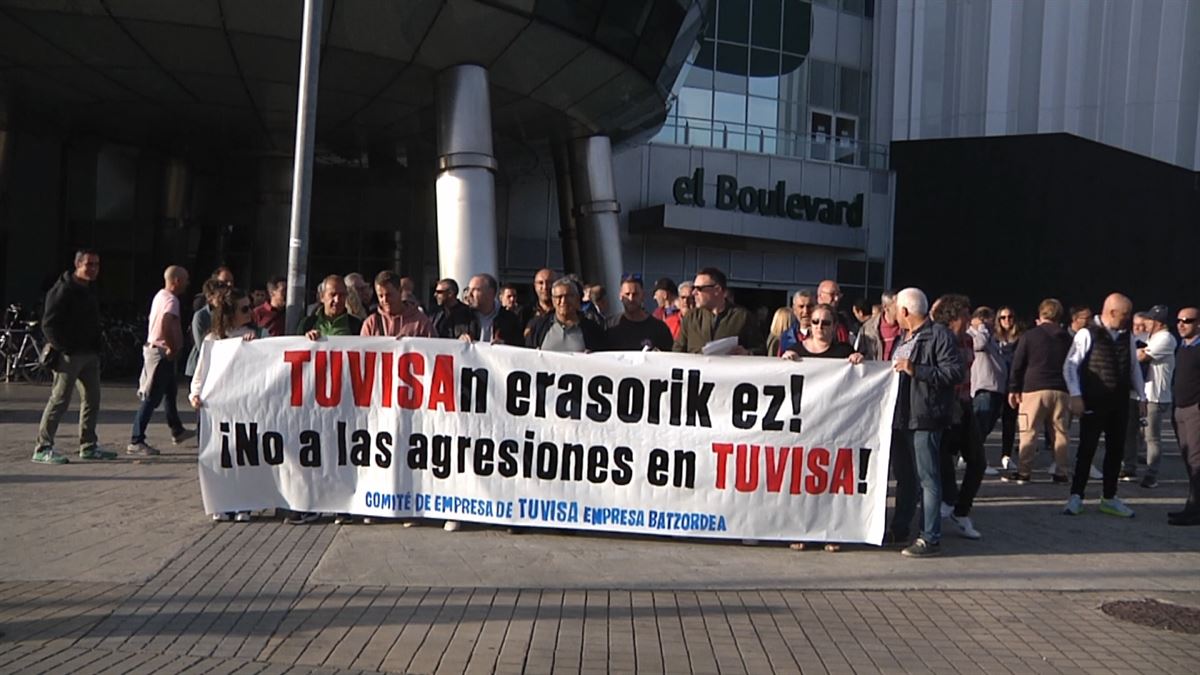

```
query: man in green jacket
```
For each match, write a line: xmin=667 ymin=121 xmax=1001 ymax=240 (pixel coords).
xmin=672 ymin=267 xmax=763 ymax=356
xmin=296 ymin=275 xmax=362 ymax=338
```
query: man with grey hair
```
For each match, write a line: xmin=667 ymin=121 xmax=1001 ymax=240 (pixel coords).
xmin=527 ymin=278 xmax=605 ymax=351
xmin=344 ymin=272 xmax=376 ymax=314
xmin=856 ymin=290 xmax=901 ymax=360
xmin=464 ymin=273 xmax=523 ymax=346
xmin=780 ymin=289 xmax=814 ymax=353
xmin=889 ymin=287 xmax=965 ymax=557
xmin=129 ymin=265 xmax=192 ymax=456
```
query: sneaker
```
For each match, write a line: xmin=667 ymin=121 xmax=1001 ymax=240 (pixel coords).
xmin=31 ymin=447 xmax=69 ymax=465
xmin=1001 ymin=456 xmax=1017 ymax=471
xmin=949 ymin=514 xmax=982 ymax=540
xmin=443 ymin=520 xmax=460 ymax=532
xmin=1119 ymin=469 xmax=1138 ymax=482
xmin=939 ymin=502 xmax=954 ymax=519
xmin=212 ymin=513 xmax=231 ymax=522
xmin=79 ymin=447 xmax=117 ymax=460
xmin=234 ymin=511 xmax=251 ymax=522
xmin=1089 ymin=465 xmax=1103 ymax=480
xmin=361 ymin=517 xmax=374 ymax=525
xmin=1139 ymin=475 xmax=1158 ymax=489
xmin=901 ymin=538 xmax=941 ymax=558
xmin=984 ymin=465 xmax=999 ymax=476
xmin=125 ymin=442 xmax=160 ymax=456
xmin=333 ymin=513 xmax=351 ymax=525
xmin=1099 ymin=497 xmax=1135 ymax=518
xmin=1063 ymin=494 xmax=1084 ymax=516
xmin=956 ymin=456 xmax=966 ymax=471
xmin=1052 ymin=473 xmax=1069 ymax=484
xmin=1002 ymin=472 xmax=1030 ymax=484
xmin=171 ymin=428 xmax=196 ymax=445
xmin=285 ymin=511 xmax=320 ymax=525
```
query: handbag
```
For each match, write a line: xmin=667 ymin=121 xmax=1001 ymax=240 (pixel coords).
xmin=38 ymin=342 xmax=61 ymax=370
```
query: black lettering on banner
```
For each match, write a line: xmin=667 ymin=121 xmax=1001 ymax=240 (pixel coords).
xmin=790 ymin=374 xmax=804 ymax=433
xmin=556 ymin=374 xmax=583 ymax=420
xmin=585 ymin=376 xmax=613 ymax=422
xmin=457 ymin=436 xmax=472 ymax=474
xmin=375 ymin=431 xmax=393 ymax=468
xmin=498 ymin=439 xmax=519 ymax=476
xmin=236 ymin=422 xmax=260 ymax=466
xmin=686 ymin=369 xmax=713 ymax=427
xmin=219 ymin=421 xmax=232 ymax=468
xmin=350 ymin=429 xmax=371 ymax=466
xmin=535 ymin=371 xmax=555 ymax=418
xmin=408 ymin=433 xmax=428 ymax=470
xmin=612 ymin=446 xmax=634 ymax=485
xmin=262 ymin=431 xmax=284 ymax=465
xmin=474 ymin=437 xmax=495 ymax=475
xmin=586 ymin=445 xmax=609 ymax=483
xmin=299 ymin=429 xmax=321 ymax=467
xmin=506 ymin=371 xmax=530 ymax=416
xmin=669 ymin=369 xmax=684 ymax=426
xmin=647 ymin=449 xmax=670 ymax=486
xmin=616 ymin=378 xmax=644 ymax=423
xmin=646 ymin=378 xmax=668 ymax=424
xmin=761 ymin=385 xmax=785 ymax=431
xmin=732 ymin=383 xmax=757 ymax=429
xmin=460 ymin=367 xmax=488 ymax=414
xmin=536 ymin=441 xmax=558 ymax=479
xmin=562 ymin=443 xmax=585 ymax=481
xmin=431 ymin=434 xmax=451 ymax=478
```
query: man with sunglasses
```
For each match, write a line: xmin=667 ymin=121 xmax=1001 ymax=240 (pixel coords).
xmin=1170 ymin=308 xmax=1200 ymax=525
xmin=672 ymin=267 xmax=763 ymax=355
xmin=1132 ymin=305 xmax=1176 ymax=488
xmin=429 ymin=278 xmax=473 ymax=339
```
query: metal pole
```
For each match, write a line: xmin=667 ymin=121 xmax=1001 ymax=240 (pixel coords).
xmin=284 ymin=0 xmax=323 ymax=332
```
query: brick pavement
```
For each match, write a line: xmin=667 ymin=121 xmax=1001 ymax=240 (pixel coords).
xmin=2 ymin=381 xmax=1199 ymax=673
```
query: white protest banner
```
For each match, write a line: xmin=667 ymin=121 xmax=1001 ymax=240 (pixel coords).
xmin=197 ymin=337 xmax=897 ymax=543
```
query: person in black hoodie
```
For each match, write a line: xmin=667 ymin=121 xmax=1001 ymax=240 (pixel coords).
xmin=33 ymin=250 xmax=107 ymax=464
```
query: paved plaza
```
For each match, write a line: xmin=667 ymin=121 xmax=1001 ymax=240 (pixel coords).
xmin=1 ymin=381 xmax=1198 ymax=674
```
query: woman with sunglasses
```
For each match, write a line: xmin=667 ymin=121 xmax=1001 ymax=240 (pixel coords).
xmin=188 ymin=287 xmax=262 ymax=523
xmin=780 ymin=303 xmax=863 ymax=552
xmin=994 ymin=306 xmax=1023 ymax=470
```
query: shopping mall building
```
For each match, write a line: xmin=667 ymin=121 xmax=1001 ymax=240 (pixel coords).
xmin=0 ymin=0 xmax=1197 ymax=315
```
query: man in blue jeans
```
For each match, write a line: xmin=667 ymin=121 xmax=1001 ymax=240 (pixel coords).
xmin=888 ymin=287 xmax=965 ymax=558
xmin=128 ymin=265 xmax=192 ymax=456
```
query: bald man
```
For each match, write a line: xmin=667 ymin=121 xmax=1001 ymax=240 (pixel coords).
xmin=129 ymin=265 xmax=192 ymax=456
xmin=1062 ymin=293 xmax=1146 ymax=517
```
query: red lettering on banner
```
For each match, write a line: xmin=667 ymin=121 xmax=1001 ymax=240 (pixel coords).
xmin=830 ymin=447 xmax=855 ymax=495
xmin=734 ymin=444 xmax=760 ymax=492
xmin=396 ymin=353 xmax=424 ymax=409
xmin=711 ymin=443 xmax=734 ymax=488
xmin=314 ymin=351 xmax=343 ymax=407
xmin=789 ymin=446 xmax=805 ymax=494
xmin=804 ymin=447 xmax=830 ymax=494
xmin=347 ymin=351 xmax=377 ymax=407
xmin=284 ymin=350 xmax=311 ymax=406
xmin=380 ymin=352 xmax=393 ymax=407
xmin=427 ymin=354 xmax=456 ymax=411
xmin=764 ymin=446 xmax=790 ymax=492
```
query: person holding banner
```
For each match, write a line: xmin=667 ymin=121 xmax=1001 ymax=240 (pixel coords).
xmin=360 ymin=271 xmax=434 ymax=338
xmin=673 ymin=267 xmax=763 ymax=355
xmin=463 ymin=273 xmax=524 ymax=346
xmin=189 ymin=287 xmax=260 ymax=522
xmin=297 ymin=274 xmax=362 ymax=338
xmin=888 ymin=288 xmax=965 ymax=558
xmin=527 ymin=278 xmax=606 ymax=352
xmin=781 ymin=303 xmax=865 ymax=552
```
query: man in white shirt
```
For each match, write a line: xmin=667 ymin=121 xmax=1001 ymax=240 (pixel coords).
xmin=129 ymin=265 xmax=191 ymax=456
xmin=1061 ymin=293 xmax=1146 ymax=517
xmin=1135 ymin=305 xmax=1177 ymax=488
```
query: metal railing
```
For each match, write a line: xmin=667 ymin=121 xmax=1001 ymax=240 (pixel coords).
xmin=652 ymin=114 xmax=889 ymax=170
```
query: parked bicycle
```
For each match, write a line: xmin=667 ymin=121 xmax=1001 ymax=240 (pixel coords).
xmin=0 ymin=304 xmax=52 ymax=383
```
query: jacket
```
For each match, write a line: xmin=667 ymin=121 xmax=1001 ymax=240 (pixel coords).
xmin=672 ymin=304 xmax=764 ymax=355
xmin=967 ymin=324 xmax=1006 ymax=395
xmin=857 ymin=313 xmax=883 ymax=360
xmin=527 ymin=313 xmax=606 ymax=351
xmin=430 ymin=302 xmax=474 ymax=339
xmin=1008 ymin=322 xmax=1070 ymax=394
xmin=893 ymin=320 xmax=966 ymax=430
xmin=296 ymin=309 xmax=363 ymax=336
xmin=41 ymin=271 xmax=102 ymax=354
xmin=467 ymin=306 xmax=525 ymax=346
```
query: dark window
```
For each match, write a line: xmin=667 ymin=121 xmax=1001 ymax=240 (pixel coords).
xmin=717 ymin=0 xmax=750 ymax=43
xmin=751 ymin=0 xmax=782 ymax=50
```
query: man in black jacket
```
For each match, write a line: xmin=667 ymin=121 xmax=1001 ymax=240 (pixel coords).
xmin=888 ymin=287 xmax=965 ymax=558
xmin=430 ymin=278 xmax=474 ymax=339
xmin=463 ymin=273 xmax=523 ymax=346
xmin=33 ymin=250 xmax=108 ymax=464
xmin=527 ymin=278 xmax=605 ymax=352
xmin=1004 ymin=298 xmax=1073 ymax=483
xmin=1169 ymin=306 xmax=1200 ymax=525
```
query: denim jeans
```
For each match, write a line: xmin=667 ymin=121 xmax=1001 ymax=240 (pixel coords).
xmin=890 ymin=428 xmax=943 ymax=544
xmin=131 ymin=355 xmax=183 ymax=444
xmin=972 ymin=390 xmax=1003 ymax=443
xmin=941 ymin=400 xmax=985 ymax=517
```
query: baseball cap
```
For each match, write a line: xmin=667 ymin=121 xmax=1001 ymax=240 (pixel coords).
xmin=653 ymin=277 xmax=677 ymax=295
xmin=1146 ymin=305 xmax=1170 ymax=323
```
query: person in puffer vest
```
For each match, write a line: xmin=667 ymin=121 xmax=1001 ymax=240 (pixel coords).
xmin=1062 ymin=293 xmax=1146 ymax=518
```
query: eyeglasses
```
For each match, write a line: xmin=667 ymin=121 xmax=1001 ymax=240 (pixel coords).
xmin=811 ymin=319 xmax=833 ymax=327
xmin=692 ymin=284 xmax=718 ymax=292
xmin=433 ymin=288 xmax=452 ymax=295
xmin=999 ymin=315 xmax=1013 ymax=320
xmin=551 ymin=294 xmax=571 ymax=302
xmin=1177 ymin=318 xmax=1197 ymax=325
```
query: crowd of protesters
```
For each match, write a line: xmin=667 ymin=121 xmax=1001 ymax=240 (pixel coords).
xmin=29 ymin=250 xmax=1200 ymax=555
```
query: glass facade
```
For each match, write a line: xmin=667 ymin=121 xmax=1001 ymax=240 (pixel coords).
xmin=652 ymin=0 xmax=885 ymax=168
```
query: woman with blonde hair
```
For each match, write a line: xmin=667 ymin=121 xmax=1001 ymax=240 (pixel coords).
xmin=766 ymin=306 xmax=793 ymax=357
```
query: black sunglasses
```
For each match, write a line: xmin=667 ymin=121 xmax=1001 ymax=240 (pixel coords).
xmin=1178 ymin=318 xmax=1197 ymax=325
xmin=811 ymin=319 xmax=833 ymax=327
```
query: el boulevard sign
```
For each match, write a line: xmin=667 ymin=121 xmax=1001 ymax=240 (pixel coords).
xmin=672 ymin=168 xmax=863 ymax=228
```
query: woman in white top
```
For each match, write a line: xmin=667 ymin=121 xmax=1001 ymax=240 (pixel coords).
xmin=189 ymin=287 xmax=260 ymax=522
